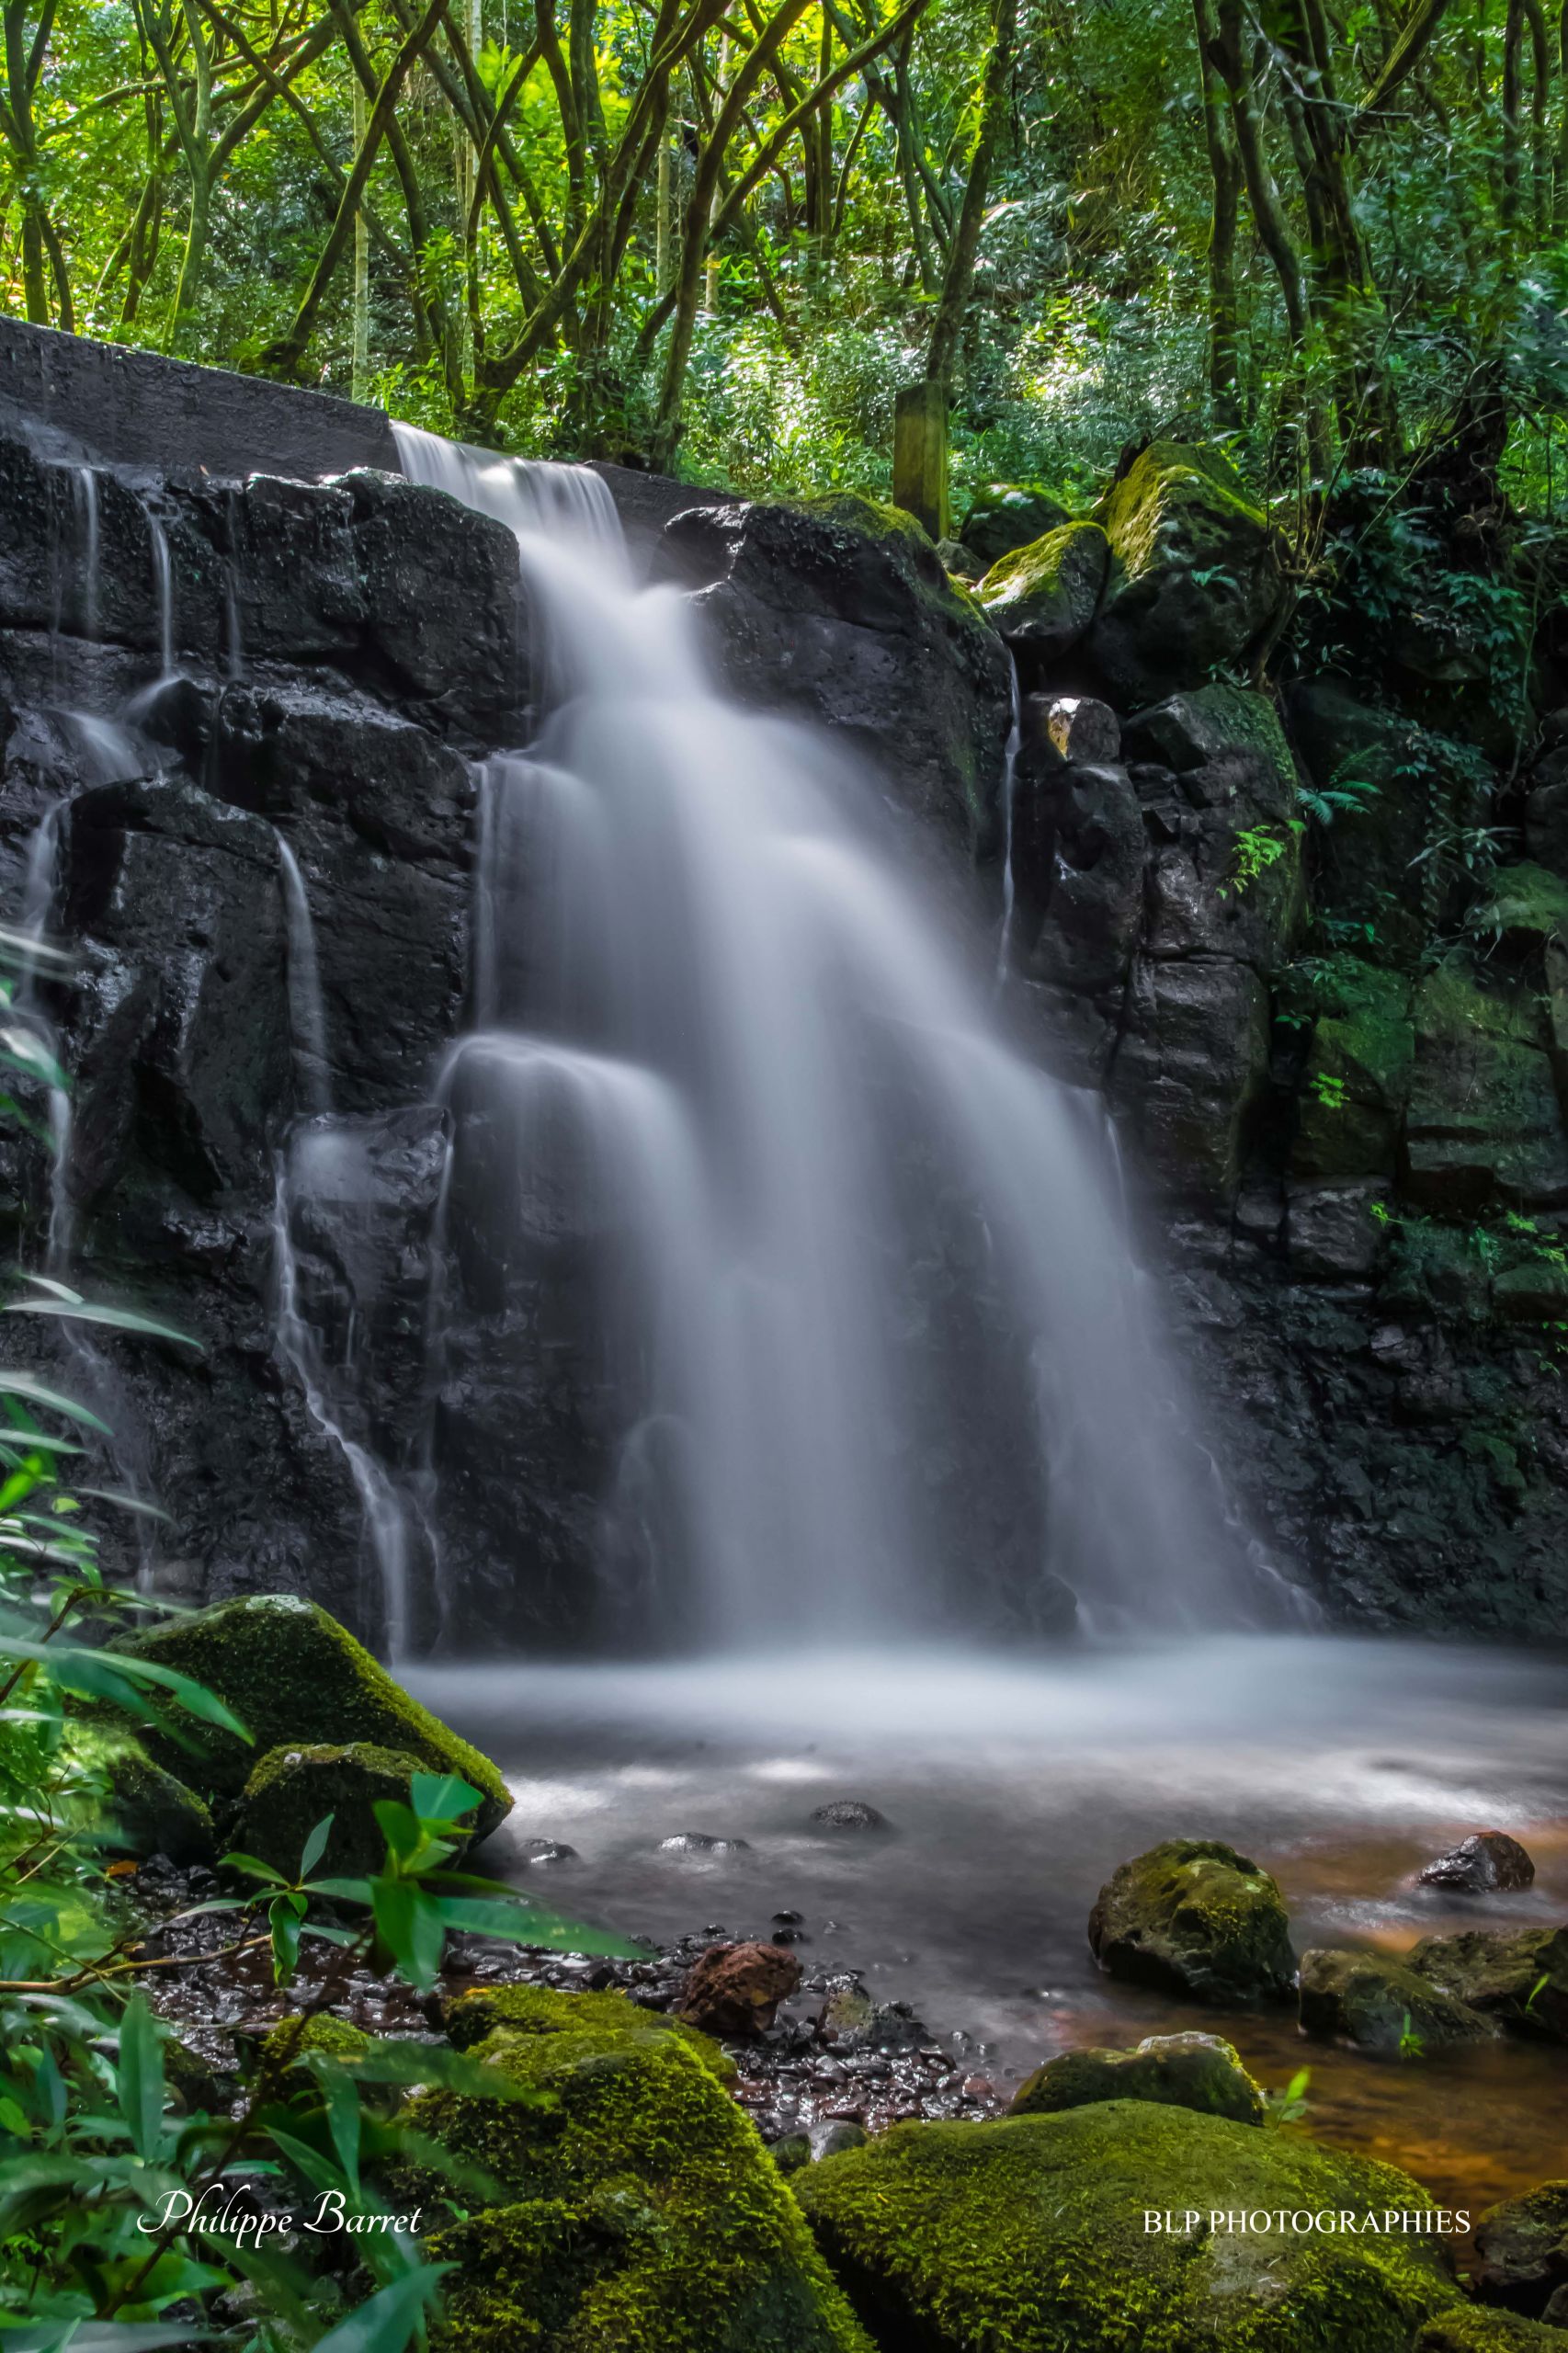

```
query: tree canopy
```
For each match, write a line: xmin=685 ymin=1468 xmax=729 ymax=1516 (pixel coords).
xmin=4 ymin=0 xmax=1567 ymax=508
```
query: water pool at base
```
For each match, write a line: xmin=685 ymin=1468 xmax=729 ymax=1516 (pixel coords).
xmin=407 ymin=1633 xmax=1568 ymax=2222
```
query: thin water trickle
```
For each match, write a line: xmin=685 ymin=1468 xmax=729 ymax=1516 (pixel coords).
xmin=145 ymin=510 xmax=176 ymax=680
xmin=74 ymin=469 xmax=100 ymax=646
xmin=396 ymin=425 xmax=1265 ymax=1649
xmin=270 ymin=1149 xmax=412 ymax=1655
xmin=277 ymin=836 xmax=332 ymax=1118
xmin=994 ymin=654 xmax=1022 ymax=987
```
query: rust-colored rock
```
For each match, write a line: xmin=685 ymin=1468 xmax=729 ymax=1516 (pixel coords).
xmin=676 ymin=1940 xmax=802 ymax=2037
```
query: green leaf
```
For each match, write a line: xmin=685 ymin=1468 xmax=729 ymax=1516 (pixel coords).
xmin=118 ymin=1992 xmax=165 ymax=2162
xmin=6 ymin=1297 xmax=201 ymax=1351
xmin=307 ymin=2263 xmax=451 ymax=2353
xmin=408 ymin=1772 xmax=481 ymax=1824
xmin=300 ymin=1812 xmax=335 ymax=1877
xmin=219 ymin=1849 xmax=288 ymax=1884
xmin=0 ymin=1372 xmax=113 ymax=1435
xmin=371 ymin=1879 xmax=446 ymax=1991
xmin=1 ymin=2330 xmax=218 ymax=2352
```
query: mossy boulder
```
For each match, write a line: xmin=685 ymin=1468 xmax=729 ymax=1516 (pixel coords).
xmin=1010 ymin=2030 xmax=1265 ymax=2125
xmin=1086 ymin=442 xmax=1284 ymax=706
xmin=795 ymin=2100 xmax=1462 ymax=2352
xmin=1474 ymin=2182 xmax=1568 ymax=2316
xmin=232 ymin=1742 xmax=428 ymax=1879
xmin=1297 ymin=1948 xmax=1495 ymax=2052
xmin=977 ymin=519 xmax=1110 ymax=665
xmin=1411 ymin=1927 xmax=1568 ymax=2041
xmin=107 ymin=1595 xmax=511 ymax=1839
xmin=1088 ymin=1839 xmax=1297 ymax=2006
xmin=97 ymin=1735 xmax=214 ymax=1865
xmin=1404 ymin=965 xmax=1568 ymax=1213
xmin=1285 ymin=956 xmax=1415 ymax=1182
xmin=405 ymin=1996 xmax=871 ymax=2350
xmin=444 ymin=1979 xmax=733 ymax=2081
xmin=960 ymin=483 xmax=1071 ymax=570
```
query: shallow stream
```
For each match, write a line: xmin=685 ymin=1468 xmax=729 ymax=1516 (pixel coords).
xmin=409 ymin=1634 xmax=1568 ymax=2221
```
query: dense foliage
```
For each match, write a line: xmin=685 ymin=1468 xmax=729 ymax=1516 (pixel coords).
xmin=4 ymin=0 xmax=1566 ymax=511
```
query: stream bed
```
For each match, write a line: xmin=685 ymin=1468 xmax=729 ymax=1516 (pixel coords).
xmin=408 ymin=1633 xmax=1568 ymax=2222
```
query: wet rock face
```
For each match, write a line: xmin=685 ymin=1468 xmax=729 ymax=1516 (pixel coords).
xmin=656 ymin=490 xmax=1014 ymax=863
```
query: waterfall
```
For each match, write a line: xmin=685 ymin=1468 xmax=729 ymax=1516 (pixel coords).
xmin=396 ymin=425 xmax=1253 ymax=1649
xmin=145 ymin=511 xmax=176 ymax=680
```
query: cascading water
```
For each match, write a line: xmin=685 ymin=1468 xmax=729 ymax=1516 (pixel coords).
xmin=396 ymin=426 xmax=1255 ymax=1649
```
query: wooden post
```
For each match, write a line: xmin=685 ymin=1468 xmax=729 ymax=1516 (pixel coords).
xmin=893 ymin=381 xmax=949 ymax=543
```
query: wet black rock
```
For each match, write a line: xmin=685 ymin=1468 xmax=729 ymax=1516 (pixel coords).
xmin=660 ymin=1831 xmax=754 ymax=1856
xmin=1418 ymin=1832 xmax=1536 ymax=1893
xmin=1474 ymin=2182 xmax=1568 ymax=2316
xmin=809 ymin=1801 xmax=890 ymax=1832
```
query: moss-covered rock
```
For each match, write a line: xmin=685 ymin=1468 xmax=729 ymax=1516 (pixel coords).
xmin=1297 ymin=1947 xmax=1495 ymax=2052
xmin=1285 ymin=956 xmax=1415 ymax=1182
xmin=107 ymin=1595 xmax=511 ymax=1838
xmin=405 ymin=1996 xmax=871 ymax=2351
xmin=232 ymin=1741 xmax=427 ymax=1879
xmin=795 ymin=2100 xmax=1462 ymax=2351
xmin=1404 ymin=965 xmax=1568 ymax=1213
xmin=1415 ymin=2307 xmax=1568 ymax=2350
xmin=1473 ymin=2181 xmax=1568 ymax=2316
xmin=1010 ymin=2030 xmax=1265 ymax=2125
xmin=960 ymin=483 xmax=1071 ymax=569
xmin=1471 ymin=863 xmax=1568 ymax=955
xmin=1411 ymin=1927 xmax=1568 ymax=2041
xmin=1086 ymin=442 xmax=1284 ymax=706
xmin=976 ymin=519 xmax=1109 ymax=665
xmin=97 ymin=1734 xmax=215 ymax=1864
xmin=443 ymin=1979 xmax=733 ymax=2081
xmin=259 ymin=2011 xmax=375 ymax=2075
xmin=1088 ymin=1839 xmax=1297 ymax=2006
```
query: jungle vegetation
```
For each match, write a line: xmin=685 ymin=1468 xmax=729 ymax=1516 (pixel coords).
xmin=2 ymin=0 xmax=1566 ymax=515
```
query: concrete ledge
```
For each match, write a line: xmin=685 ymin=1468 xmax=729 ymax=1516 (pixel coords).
xmin=0 ymin=318 xmax=398 ymax=483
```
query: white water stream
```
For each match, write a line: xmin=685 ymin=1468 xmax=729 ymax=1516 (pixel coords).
xmin=395 ymin=428 xmax=1256 ymax=1646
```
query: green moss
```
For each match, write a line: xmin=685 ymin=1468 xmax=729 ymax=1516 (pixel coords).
xmin=409 ymin=2011 xmax=870 ymax=2350
xmin=1011 ymin=2032 xmax=1265 ymax=2125
xmin=1471 ymin=861 xmax=1568 ymax=950
xmin=1414 ymin=2310 xmax=1568 ymax=2350
xmin=105 ymin=1596 xmax=511 ymax=1838
xmin=976 ymin=519 xmax=1110 ymax=653
xmin=1088 ymin=1839 xmax=1297 ymax=2006
xmin=259 ymin=2011 xmax=375 ymax=2075
xmin=794 ymin=2102 xmax=1463 ymax=2352
xmin=1096 ymin=441 xmax=1266 ymax=578
xmin=233 ymin=1742 xmax=427 ymax=1878
xmin=1287 ymin=957 xmax=1415 ymax=1183
xmin=444 ymin=1980 xmax=733 ymax=2081
xmin=1405 ymin=965 xmax=1568 ymax=1212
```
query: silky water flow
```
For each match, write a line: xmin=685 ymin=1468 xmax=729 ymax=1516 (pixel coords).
xmin=393 ymin=426 xmax=1263 ymax=1654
